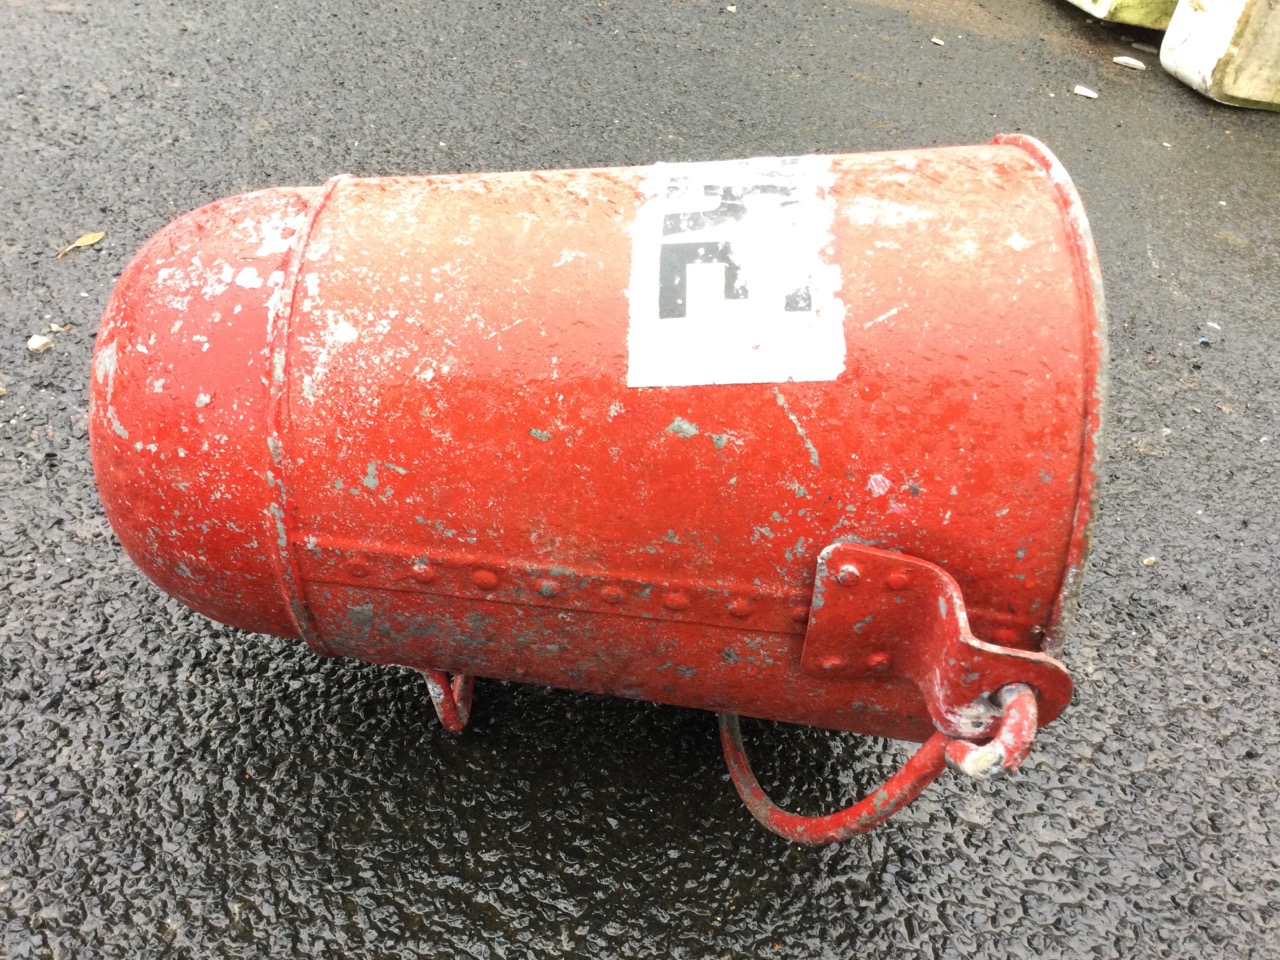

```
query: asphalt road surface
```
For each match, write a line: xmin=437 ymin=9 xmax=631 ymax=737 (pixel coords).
xmin=2 ymin=1 xmax=1278 ymax=957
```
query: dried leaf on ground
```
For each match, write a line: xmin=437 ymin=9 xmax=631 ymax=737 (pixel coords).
xmin=56 ymin=231 xmax=105 ymax=259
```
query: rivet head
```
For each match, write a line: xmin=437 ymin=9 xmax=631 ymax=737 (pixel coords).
xmin=662 ymin=591 xmax=690 ymax=612
xmin=600 ymin=585 xmax=624 ymax=604
xmin=790 ymin=605 xmax=810 ymax=625
xmin=865 ymin=651 xmax=892 ymax=672
xmin=820 ymin=655 xmax=846 ymax=671
xmin=345 ymin=559 xmax=371 ymax=579
xmin=728 ymin=599 xmax=752 ymax=619
xmin=537 ymin=579 xmax=560 ymax=598
xmin=835 ymin=563 xmax=861 ymax=585
xmin=472 ymin=569 xmax=499 ymax=590
xmin=411 ymin=564 xmax=435 ymax=584
xmin=886 ymin=569 xmax=913 ymax=591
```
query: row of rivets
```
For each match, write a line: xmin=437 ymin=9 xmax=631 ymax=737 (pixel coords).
xmin=823 ymin=563 xmax=915 ymax=673
xmin=327 ymin=548 xmax=811 ymax=630
xmin=818 ymin=651 xmax=893 ymax=673
xmin=834 ymin=562 xmax=916 ymax=592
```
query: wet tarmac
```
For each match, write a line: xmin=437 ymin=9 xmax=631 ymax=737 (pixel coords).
xmin=2 ymin=1 xmax=1278 ymax=956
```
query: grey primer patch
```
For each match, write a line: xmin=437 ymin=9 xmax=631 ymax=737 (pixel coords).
xmin=666 ymin=417 xmax=698 ymax=438
xmin=938 ymin=596 xmax=948 ymax=618
xmin=94 ymin=339 xmax=119 ymax=391
xmin=363 ymin=461 xmax=379 ymax=490
xmin=348 ymin=602 xmax=374 ymax=630
xmin=530 ymin=428 xmax=552 ymax=442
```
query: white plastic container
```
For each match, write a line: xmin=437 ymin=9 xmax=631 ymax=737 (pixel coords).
xmin=1062 ymin=0 xmax=1178 ymax=30
xmin=1161 ymin=0 xmax=1280 ymax=110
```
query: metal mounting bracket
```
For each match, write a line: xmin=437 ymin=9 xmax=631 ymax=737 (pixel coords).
xmin=801 ymin=542 xmax=1073 ymax=739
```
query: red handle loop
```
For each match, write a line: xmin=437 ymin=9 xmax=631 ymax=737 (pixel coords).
xmin=719 ymin=683 xmax=1039 ymax=843
xmin=719 ymin=716 xmax=949 ymax=844
xmin=422 ymin=670 xmax=475 ymax=733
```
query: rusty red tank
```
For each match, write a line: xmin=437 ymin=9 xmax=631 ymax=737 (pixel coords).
xmin=89 ymin=135 xmax=1105 ymax=841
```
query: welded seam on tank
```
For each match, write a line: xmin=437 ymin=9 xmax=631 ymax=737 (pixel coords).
xmin=264 ymin=174 xmax=350 ymax=655
xmin=994 ymin=135 xmax=1107 ymax=657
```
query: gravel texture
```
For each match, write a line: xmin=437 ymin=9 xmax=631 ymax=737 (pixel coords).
xmin=2 ymin=1 xmax=1278 ymax=957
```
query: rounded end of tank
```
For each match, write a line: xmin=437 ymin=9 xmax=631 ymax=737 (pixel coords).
xmin=990 ymin=133 xmax=1107 ymax=655
xmin=89 ymin=186 xmax=317 ymax=638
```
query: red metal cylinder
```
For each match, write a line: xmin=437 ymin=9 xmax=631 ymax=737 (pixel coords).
xmin=89 ymin=136 xmax=1104 ymax=745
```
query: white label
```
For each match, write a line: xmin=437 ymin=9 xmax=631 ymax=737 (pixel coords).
xmin=626 ymin=156 xmax=846 ymax=388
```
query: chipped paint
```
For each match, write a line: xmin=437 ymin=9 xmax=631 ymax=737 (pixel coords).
xmin=234 ymin=267 xmax=264 ymax=289
xmin=863 ymin=305 xmax=902 ymax=329
xmin=844 ymin=196 xmax=936 ymax=227
xmin=253 ymin=215 xmax=303 ymax=257
xmin=553 ymin=249 xmax=585 ymax=266
xmin=93 ymin=339 xmax=119 ymax=400
xmin=665 ymin=417 xmax=699 ymax=439
xmin=772 ymin=388 xmax=819 ymax=468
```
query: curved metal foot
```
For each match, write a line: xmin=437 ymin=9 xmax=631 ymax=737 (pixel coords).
xmin=422 ymin=669 xmax=474 ymax=733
